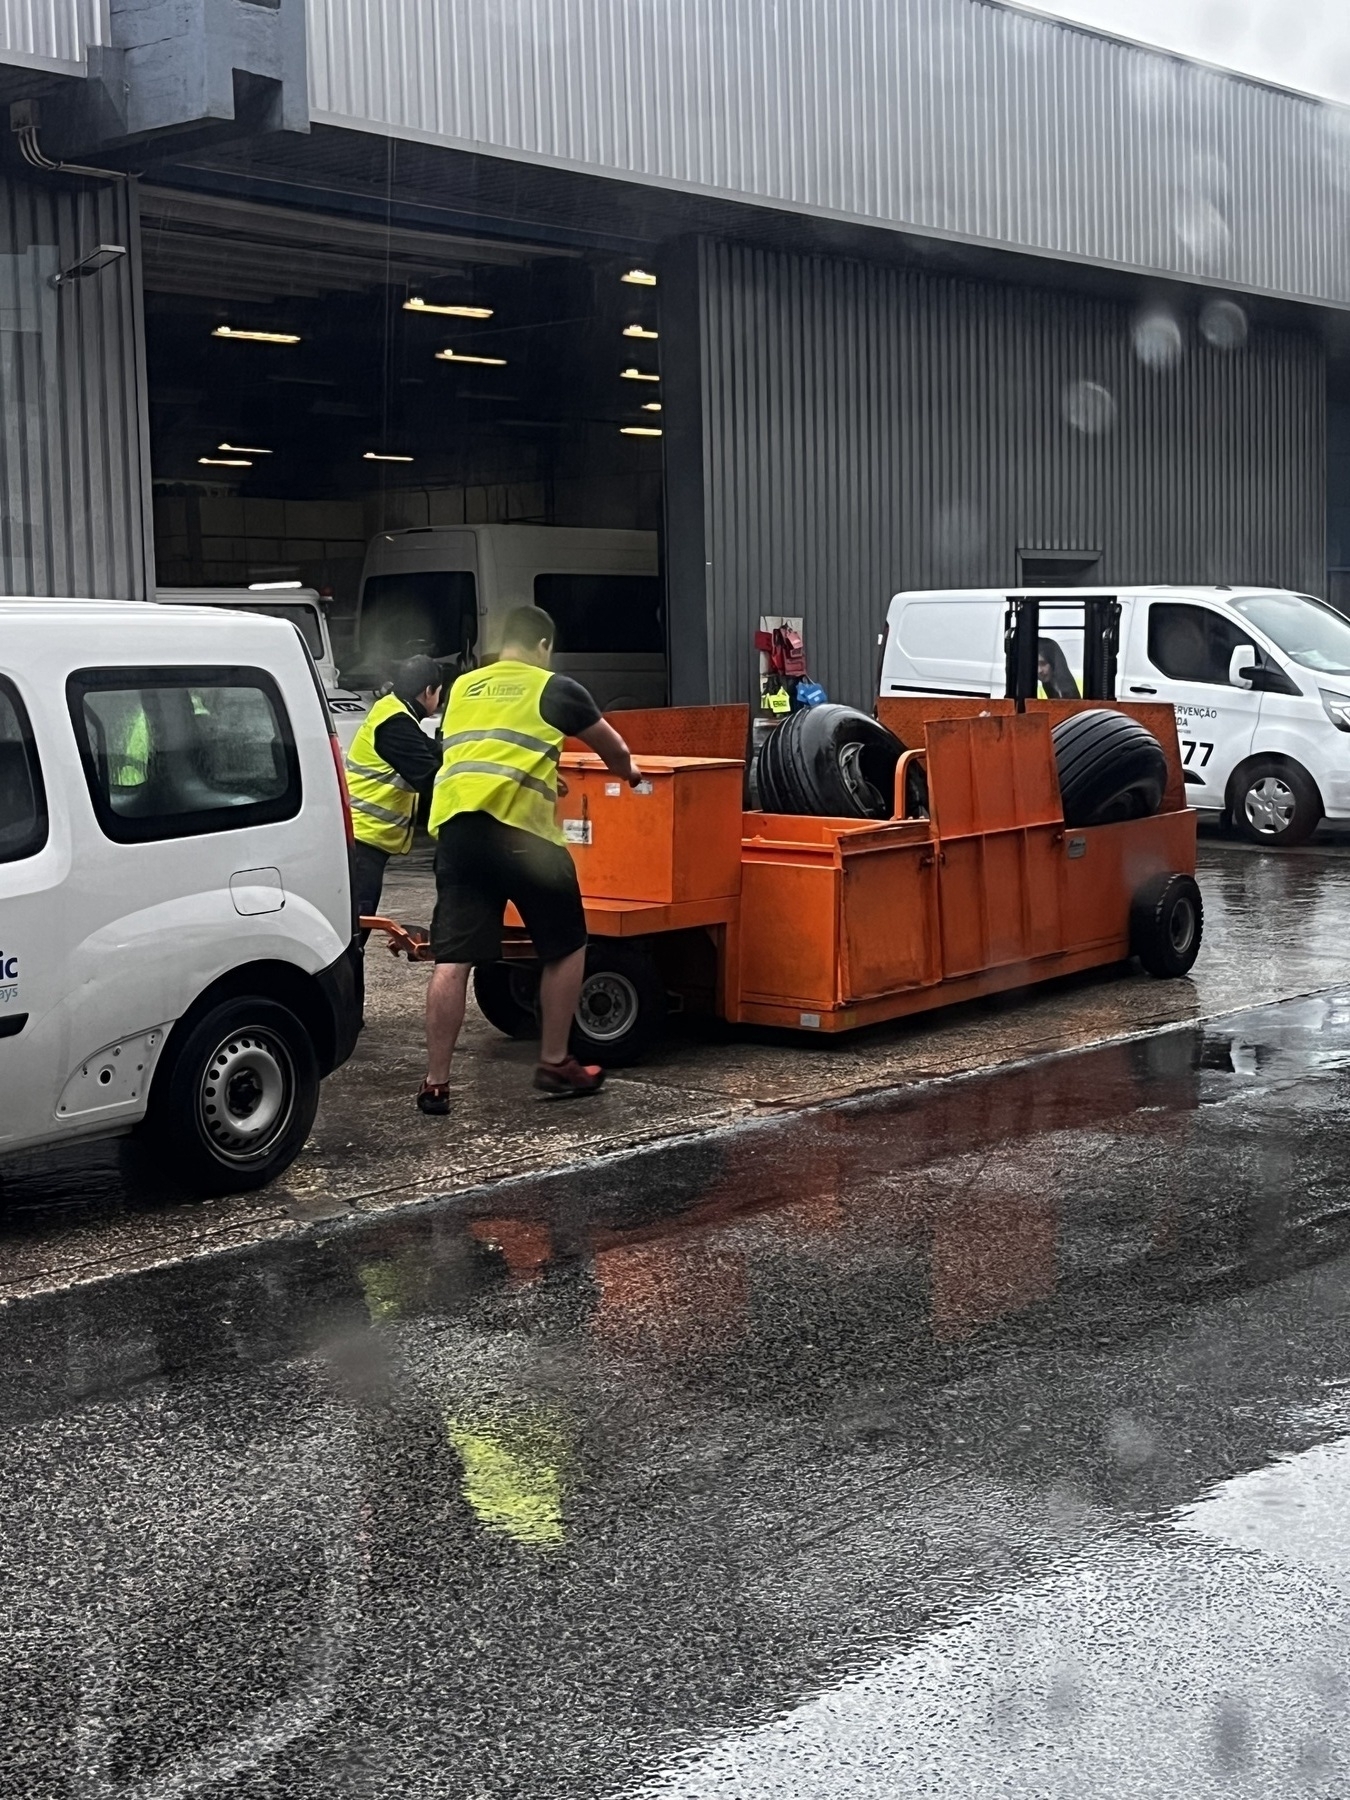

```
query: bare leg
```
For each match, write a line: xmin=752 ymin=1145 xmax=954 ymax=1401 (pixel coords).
xmin=537 ymin=946 xmax=587 ymax=1065
xmin=425 ymin=962 xmax=472 ymax=1084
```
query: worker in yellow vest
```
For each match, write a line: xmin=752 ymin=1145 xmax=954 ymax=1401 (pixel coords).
xmin=345 ymin=655 xmax=444 ymax=935
xmin=419 ymin=604 xmax=641 ymax=1114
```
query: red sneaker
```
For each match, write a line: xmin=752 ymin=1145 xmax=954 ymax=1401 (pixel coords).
xmin=533 ymin=1056 xmax=606 ymax=1099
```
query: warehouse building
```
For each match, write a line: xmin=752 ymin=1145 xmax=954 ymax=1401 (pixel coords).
xmin=0 ymin=0 xmax=1346 ymax=706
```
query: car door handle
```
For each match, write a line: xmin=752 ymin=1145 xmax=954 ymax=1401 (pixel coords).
xmin=1129 ymin=685 xmax=1157 ymax=695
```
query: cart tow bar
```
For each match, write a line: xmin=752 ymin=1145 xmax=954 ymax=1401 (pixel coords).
xmin=361 ymin=916 xmax=435 ymax=961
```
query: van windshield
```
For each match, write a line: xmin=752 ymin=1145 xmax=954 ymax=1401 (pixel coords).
xmin=358 ymin=571 xmax=478 ymax=680
xmin=1232 ymin=594 xmax=1350 ymax=676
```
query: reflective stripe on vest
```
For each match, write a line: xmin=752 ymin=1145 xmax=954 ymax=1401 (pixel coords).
xmin=428 ymin=661 xmax=564 ymax=844
xmin=344 ymin=692 xmax=420 ymax=854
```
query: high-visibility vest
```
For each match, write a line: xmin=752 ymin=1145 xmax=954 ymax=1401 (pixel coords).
xmin=110 ymin=704 xmax=150 ymax=788
xmin=344 ymin=693 xmax=421 ymax=854
xmin=428 ymin=660 xmax=564 ymax=845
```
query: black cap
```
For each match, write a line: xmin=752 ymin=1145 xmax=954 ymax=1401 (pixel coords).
xmin=392 ymin=654 xmax=445 ymax=702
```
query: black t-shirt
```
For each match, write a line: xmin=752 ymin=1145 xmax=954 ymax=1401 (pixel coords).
xmin=372 ymin=705 xmax=442 ymax=791
xmin=538 ymin=674 xmax=602 ymax=738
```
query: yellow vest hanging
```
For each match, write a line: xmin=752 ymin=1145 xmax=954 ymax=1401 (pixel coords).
xmin=429 ymin=661 xmax=564 ymax=845
xmin=344 ymin=693 xmax=421 ymax=854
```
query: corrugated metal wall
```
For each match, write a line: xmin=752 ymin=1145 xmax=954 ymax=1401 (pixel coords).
xmin=693 ymin=239 xmax=1325 ymax=708
xmin=0 ymin=173 xmax=148 ymax=598
xmin=0 ymin=0 xmax=104 ymax=70
xmin=307 ymin=0 xmax=1350 ymax=308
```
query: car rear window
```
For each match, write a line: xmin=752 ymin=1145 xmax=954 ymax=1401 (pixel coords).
xmin=67 ymin=665 xmax=301 ymax=844
xmin=0 ymin=675 xmax=47 ymax=863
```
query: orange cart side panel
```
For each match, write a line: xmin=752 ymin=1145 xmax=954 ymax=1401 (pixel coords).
xmin=878 ymin=696 xmax=1016 ymax=744
xmin=839 ymin=844 xmax=941 ymax=998
xmin=938 ymin=826 xmax=1066 ymax=976
xmin=1059 ymin=807 xmax=1197 ymax=951
xmin=566 ymin=704 xmax=749 ymax=762
xmin=736 ymin=858 xmax=841 ymax=1011
xmin=926 ymin=713 xmax=1063 ymax=836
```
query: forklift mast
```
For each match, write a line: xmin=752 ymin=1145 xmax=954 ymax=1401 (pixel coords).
xmin=1004 ymin=595 xmax=1122 ymax=711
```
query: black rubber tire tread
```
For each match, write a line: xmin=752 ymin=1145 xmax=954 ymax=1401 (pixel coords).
xmin=1052 ymin=708 xmax=1169 ymax=828
xmin=144 ymin=997 xmax=320 ymax=1196
xmin=1131 ymin=872 xmax=1204 ymax=978
xmin=1229 ymin=756 xmax=1321 ymax=848
xmin=472 ymin=962 xmax=540 ymax=1039
xmin=570 ymin=940 xmax=668 ymax=1068
xmin=757 ymin=706 xmax=907 ymax=819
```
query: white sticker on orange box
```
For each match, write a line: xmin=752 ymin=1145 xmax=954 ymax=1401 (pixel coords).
xmin=605 ymin=782 xmax=621 ymax=796
xmin=563 ymin=819 xmax=592 ymax=846
xmin=635 ymin=780 xmax=654 ymax=795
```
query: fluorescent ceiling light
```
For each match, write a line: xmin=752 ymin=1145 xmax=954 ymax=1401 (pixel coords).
xmin=435 ymin=348 xmax=508 ymax=366
xmin=405 ymin=297 xmax=494 ymax=319
xmin=622 ymin=269 xmax=657 ymax=286
xmin=212 ymin=326 xmax=301 ymax=345
xmin=199 ymin=456 xmax=251 ymax=467
xmin=249 ymin=580 xmax=303 ymax=591
xmin=623 ymin=324 xmax=659 ymax=339
xmin=364 ymin=451 xmax=415 ymax=462
xmin=620 ymin=426 xmax=663 ymax=437
xmin=621 ymin=367 xmax=660 ymax=382
xmin=641 ymin=402 xmax=662 ymax=412
xmin=218 ymin=442 xmax=271 ymax=454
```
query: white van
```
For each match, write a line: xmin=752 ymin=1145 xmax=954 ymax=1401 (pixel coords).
xmin=878 ymin=585 xmax=1350 ymax=846
xmin=156 ymin=587 xmax=370 ymax=748
xmin=354 ymin=524 xmax=665 ymax=710
xmin=0 ymin=601 xmax=361 ymax=1191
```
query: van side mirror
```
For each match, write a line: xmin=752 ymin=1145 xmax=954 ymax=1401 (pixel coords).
xmin=1228 ymin=644 xmax=1257 ymax=688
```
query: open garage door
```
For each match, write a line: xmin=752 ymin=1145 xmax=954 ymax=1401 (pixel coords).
xmin=139 ymin=187 xmax=666 ymax=706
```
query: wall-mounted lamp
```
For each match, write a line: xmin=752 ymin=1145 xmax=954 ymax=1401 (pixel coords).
xmin=49 ymin=244 xmax=126 ymax=290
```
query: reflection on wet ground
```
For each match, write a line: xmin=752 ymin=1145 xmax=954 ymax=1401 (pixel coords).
xmin=6 ymin=992 xmax=1350 ymax=1794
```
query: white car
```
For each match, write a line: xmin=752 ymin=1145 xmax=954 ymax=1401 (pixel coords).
xmin=0 ymin=601 xmax=361 ymax=1192
xmin=878 ymin=585 xmax=1350 ymax=846
xmin=155 ymin=586 xmax=371 ymax=749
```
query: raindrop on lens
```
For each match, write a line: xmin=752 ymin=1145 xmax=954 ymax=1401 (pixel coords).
xmin=1131 ymin=310 xmax=1183 ymax=370
xmin=1199 ymin=297 xmax=1247 ymax=350
xmin=1063 ymin=380 xmax=1116 ymax=435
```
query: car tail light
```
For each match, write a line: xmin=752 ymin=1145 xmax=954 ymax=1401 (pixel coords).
xmin=329 ymin=731 xmax=354 ymax=844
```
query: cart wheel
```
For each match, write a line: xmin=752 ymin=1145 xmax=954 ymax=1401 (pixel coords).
xmin=472 ymin=961 xmax=541 ymax=1039
xmin=1131 ymin=873 xmax=1203 ymax=978
xmin=143 ymin=997 xmax=320 ymax=1195
xmin=571 ymin=942 xmax=668 ymax=1067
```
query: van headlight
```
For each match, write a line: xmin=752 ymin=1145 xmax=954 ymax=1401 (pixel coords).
xmin=1320 ymin=690 xmax=1350 ymax=731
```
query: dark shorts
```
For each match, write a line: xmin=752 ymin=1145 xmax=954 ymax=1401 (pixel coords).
xmin=431 ymin=812 xmax=588 ymax=966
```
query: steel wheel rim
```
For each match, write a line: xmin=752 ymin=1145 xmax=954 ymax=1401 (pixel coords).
xmin=576 ymin=971 xmax=640 ymax=1043
xmin=1244 ymin=776 xmax=1296 ymax=836
xmin=837 ymin=741 xmax=886 ymax=815
xmin=197 ymin=1028 xmax=294 ymax=1163
xmin=1169 ymin=897 xmax=1196 ymax=955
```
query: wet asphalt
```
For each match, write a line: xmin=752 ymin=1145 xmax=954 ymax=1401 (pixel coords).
xmin=6 ymin=985 xmax=1350 ymax=1796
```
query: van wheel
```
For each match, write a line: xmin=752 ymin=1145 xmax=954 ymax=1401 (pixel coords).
xmin=472 ymin=961 xmax=540 ymax=1038
xmin=1131 ymin=873 xmax=1203 ymax=977
xmin=1231 ymin=759 xmax=1321 ymax=847
xmin=147 ymin=998 xmax=320 ymax=1195
xmin=571 ymin=942 xmax=667 ymax=1067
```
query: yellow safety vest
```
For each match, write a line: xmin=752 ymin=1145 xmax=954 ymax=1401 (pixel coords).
xmin=429 ymin=660 xmax=564 ymax=845
xmin=344 ymin=692 xmax=421 ymax=855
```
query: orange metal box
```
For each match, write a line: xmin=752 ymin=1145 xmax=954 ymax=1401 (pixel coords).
xmin=556 ymin=754 xmax=744 ymax=905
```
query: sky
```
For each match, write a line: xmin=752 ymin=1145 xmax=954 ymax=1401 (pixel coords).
xmin=1028 ymin=0 xmax=1350 ymax=107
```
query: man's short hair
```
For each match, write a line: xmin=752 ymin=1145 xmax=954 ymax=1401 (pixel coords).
xmin=392 ymin=654 xmax=445 ymax=701
xmin=500 ymin=605 xmax=555 ymax=651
